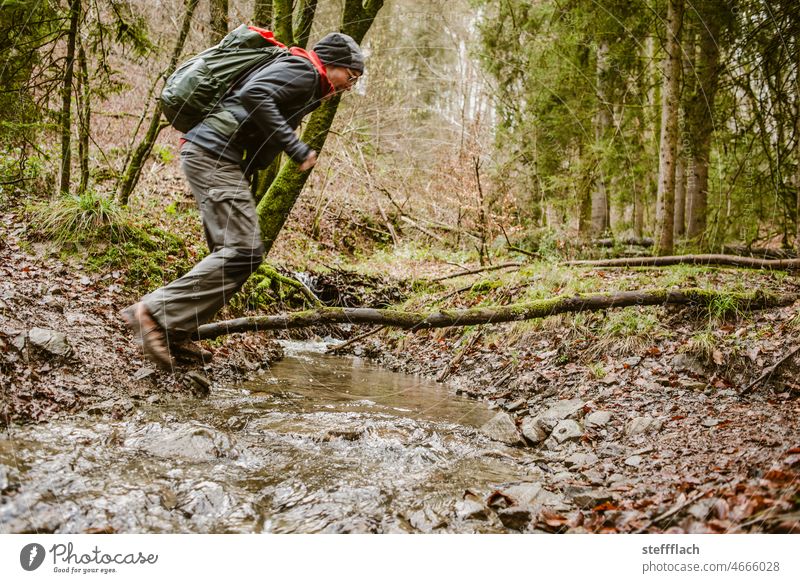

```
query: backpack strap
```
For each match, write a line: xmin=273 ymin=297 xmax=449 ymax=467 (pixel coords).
xmin=247 ymin=26 xmax=287 ymax=49
xmin=247 ymin=26 xmax=333 ymax=97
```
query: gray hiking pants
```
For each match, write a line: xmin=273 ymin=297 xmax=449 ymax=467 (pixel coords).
xmin=142 ymin=141 xmax=263 ymax=339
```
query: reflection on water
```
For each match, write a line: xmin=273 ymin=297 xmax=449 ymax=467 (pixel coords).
xmin=0 ymin=344 xmax=541 ymax=533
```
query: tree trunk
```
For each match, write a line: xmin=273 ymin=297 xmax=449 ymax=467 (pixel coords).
xmin=294 ymin=0 xmax=319 ymax=50
xmin=77 ymin=40 xmax=90 ymax=196
xmin=795 ymin=44 xmax=800 ymax=250
xmin=273 ymin=0 xmax=294 ymax=45
xmin=117 ymin=0 xmax=199 ymax=205
xmin=674 ymin=152 xmax=686 ymax=240
xmin=256 ymin=0 xmax=385 ymax=256
xmin=685 ymin=1 xmax=725 ymax=242
xmin=654 ymin=0 xmax=683 ymax=256
xmin=209 ymin=0 xmax=229 ymax=44
xmin=591 ymin=39 xmax=611 ymax=236
xmin=676 ymin=17 xmax=695 ymax=241
xmin=58 ymin=0 xmax=80 ymax=196
xmin=253 ymin=0 xmax=273 ymax=28
xmin=195 ymin=288 xmax=794 ymax=340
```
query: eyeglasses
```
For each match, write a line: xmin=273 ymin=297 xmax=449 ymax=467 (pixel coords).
xmin=346 ymin=68 xmax=361 ymax=84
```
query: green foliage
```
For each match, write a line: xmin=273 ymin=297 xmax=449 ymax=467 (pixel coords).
xmin=31 ymin=191 xmax=130 ymax=243
xmin=153 ymin=145 xmax=175 ymax=164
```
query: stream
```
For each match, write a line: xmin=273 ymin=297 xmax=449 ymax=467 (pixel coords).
xmin=0 ymin=343 xmax=553 ymax=533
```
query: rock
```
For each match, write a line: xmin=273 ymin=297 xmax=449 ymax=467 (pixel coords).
xmin=671 ymin=353 xmax=705 ymax=375
xmin=503 ymin=482 xmax=545 ymax=506
xmin=581 ymin=469 xmax=606 ymax=486
xmin=701 ymin=418 xmax=719 ymax=428
xmin=134 ymin=367 xmax=156 ymax=381
xmin=0 ymin=464 xmax=16 ymax=493
xmin=598 ymin=443 xmax=627 ymax=458
xmin=624 ymin=455 xmax=643 ymax=467
xmin=625 ymin=416 xmax=662 ymax=436
xmin=564 ymin=452 xmax=599 ymax=468
xmin=678 ymin=378 xmax=707 ymax=391
xmin=607 ymin=473 xmax=626 ymax=483
xmin=409 ymin=507 xmax=447 ymax=532
xmin=538 ymin=398 xmax=585 ymax=422
xmin=28 ymin=327 xmax=73 ymax=358
xmin=564 ymin=486 xmax=613 ymax=509
xmin=480 ymin=412 xmax=524 ymax=446
xmin=497 ymin=506 xmax=531 ymax=530
xmin=520 ymin=416 xmax=548 ymax=443
xmin=585 ymin=411 xmax=612 ymax=428
xmin=185 ymin=370 xmax=211 ymax=397
xmin=455 ymin=499 xmax=488 ymax=521
xmin=503 ymin=398 xmax=526 ymax=412
xmin=11 ymin=332 xmax=26 ymax=352
xmin=551 ymin=419 xmax=583 ymax=443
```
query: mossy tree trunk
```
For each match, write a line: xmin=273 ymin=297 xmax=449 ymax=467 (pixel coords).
xmin=654 ymin=0 xmax=683 ymax=256
xmin=58 ymin=0 xmax=80 ymax=196
xmin=685 ymin=0 xmax=730 ymax=243
xmin=253 ymin=0 xmax=273 ymax=28
xmin=209 ymin=0 xmax=229 ymax=44
xmin=256 ymin=0 xmax=385 ymax=255
xmin=273 ymin=0 xmax=294 ymax=45
xmin=195 ymin=288 xmax=795 ymax=340
xmin=76 ymin=40 xmax=90 ymax=196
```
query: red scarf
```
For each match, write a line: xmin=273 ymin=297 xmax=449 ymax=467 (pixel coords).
xmin=248 ymin=26 xmax=333 ymax=97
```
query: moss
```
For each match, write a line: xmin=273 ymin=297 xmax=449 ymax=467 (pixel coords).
xmin=469 ymin=278 xmax=503 ymax=294
xmin=84 ymin=224 xmax=195 ymax=294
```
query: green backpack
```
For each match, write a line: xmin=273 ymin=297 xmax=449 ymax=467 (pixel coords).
xmin=160 ymin=25 xmax=287 ymax=133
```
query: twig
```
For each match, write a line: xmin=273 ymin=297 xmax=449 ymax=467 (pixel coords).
xmin=325 ymin=326 xmax=386 ymax=354
xmin=634 ymin=489 xmax=708 ymax=533
xmin=431 ymin=262 xmax=523 ymax=283
xmin=739 ymin=344 xmax=800 ymax=397
xmin=508 ymin=246 xmax=540 ymax=259
xmin=399 ymin=215 xmax=445 ymax=243
xmin=437 ymin=329 xmax=484 ymax=382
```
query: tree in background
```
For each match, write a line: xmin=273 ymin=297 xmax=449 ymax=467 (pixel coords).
xmin=256 ymin=0 xmax=384 ymax=255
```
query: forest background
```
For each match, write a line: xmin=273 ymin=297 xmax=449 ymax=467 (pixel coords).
xmin=2 ymin=0 xmax=799 ymax=265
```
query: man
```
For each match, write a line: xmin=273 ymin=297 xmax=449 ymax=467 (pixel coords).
xmin=122 ymin=32 xmax=364 ymax=369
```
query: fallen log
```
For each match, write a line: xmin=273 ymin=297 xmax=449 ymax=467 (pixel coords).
xmin=723 ymin=245 xmax=798 ymax=260
xmin=195 ymin=288 xmax=795 ymax=340
xmin=566 ymin=254 xmax=800 ymax=271
xmin=593 ymin=237 xmax=654 ymax=248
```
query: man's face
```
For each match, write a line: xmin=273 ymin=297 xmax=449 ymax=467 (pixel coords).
xmin=326 ymin=65 xmax=361 ymax=96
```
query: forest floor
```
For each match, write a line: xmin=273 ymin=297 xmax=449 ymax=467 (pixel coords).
xmin=1 ymin=192 xmax=799 ymax=533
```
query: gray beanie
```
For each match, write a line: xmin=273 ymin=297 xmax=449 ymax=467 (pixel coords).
xmin=313 ymin=33 xmax=364 ymax=73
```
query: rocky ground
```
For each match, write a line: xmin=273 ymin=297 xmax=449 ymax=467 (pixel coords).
xmin=0 ymin=209 xmax=283 ymax=426
xmin=364 ymin=272 xmax=800 ymax=533
xmin=2 ymin=203 xmax=799 ymax=533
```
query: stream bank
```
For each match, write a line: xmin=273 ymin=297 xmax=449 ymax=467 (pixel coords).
xmin=2 ymin=208 xmax=799 ymax=533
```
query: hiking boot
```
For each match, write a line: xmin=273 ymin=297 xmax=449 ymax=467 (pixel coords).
xmin=120 ymin=303 xmax=174 ymax=370
xmin=170 ymin=340 xmax=214 ymax=364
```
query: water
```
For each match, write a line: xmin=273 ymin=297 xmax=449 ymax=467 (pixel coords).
xmin=0 ymin=344 xmax=545 ymax=533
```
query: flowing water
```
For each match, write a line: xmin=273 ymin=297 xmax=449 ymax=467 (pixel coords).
xmin=0 ymin=343 xmax=547 ymax=533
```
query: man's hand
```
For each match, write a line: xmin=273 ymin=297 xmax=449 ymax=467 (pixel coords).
xmin=299 ymin=150 xmax=317 ymax=171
